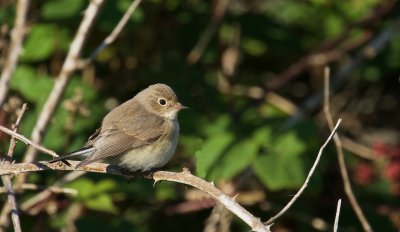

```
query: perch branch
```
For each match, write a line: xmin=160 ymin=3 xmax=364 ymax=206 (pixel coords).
xmin=0 ymin=162 xmax=270 ymax=232
xmin=323 ymin=67 xmax=373 ymax=232
xmin=0 ymin=128 xmax=270 ymax=232
xmin=266 ymin=118 xmax=342 ymax=225
xmin=0 ymin=0 xmax=30 ymax=107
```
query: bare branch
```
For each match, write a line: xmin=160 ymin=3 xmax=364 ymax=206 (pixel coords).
xmin=186 ymin=0 xmax=230 ymax=64
xmin=1 ymin=103 xmax=28 ymax=232
xmin=86 ymin=0 xmax=143 ymax=62
xmin=266 ymin=118 xmax=342 ymax=225
xmin=323 ymin=67 xmax=373 ymax=232
xmin=0 ymin=161 xmax=270 ymax=232
xmin=20 ymin=172 xmax=84 ymax=212
xmin=0 ymin=0 xmax=30 ymax=107
xmin=0 ymin=124 xmax=269 ymax=232
xmin=334 ymin=199 xmax=342 ymax=232
xmin=0 ymin=125 xmax=58 ymax=158
xmin=0 ymin=178 xmax=21 ymax=232
xmin=0 ymin=183 xmax=77 ymax=196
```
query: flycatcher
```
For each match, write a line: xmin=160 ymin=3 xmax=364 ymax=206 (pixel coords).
xmin=49 ymin=83 xmax=185 ymax=171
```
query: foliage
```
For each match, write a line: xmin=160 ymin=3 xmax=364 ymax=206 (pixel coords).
xmin=1 ymin=0 xmax=400 ymax=231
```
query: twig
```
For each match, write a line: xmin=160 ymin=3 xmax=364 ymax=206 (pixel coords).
xmin=0 ymin=103 xmax=27 ymax=232
xmin=323 ymin=67 xmax=373 ymax=232
xmin=267 ymin=0 xmax=397 ymax=90
xmin=0 ymin=178 xmax=21 ymax=232
xmin=334 ymin=199 xmax=342 ymax=232
xmin=86 ymin=0 xmax=143 ymax=62
xmin=0 ymin=183 xmax=77 ymax=195
xmin=186 ymin=0 xmax=230 ymax=64
xmin=20 ymin=171 xmax=84 ymax=212
xmin=0 ymin=125 xmax=58 ymax=158
xmin=283 ymin=14 xmax=400 ymax=129
xmin=0 ymin=202 xmax=11 ymax=231
xmin=266 ymin=118 xmax=342 ymax=225
xmin=0 ymin=0 xmax=30 ymax=107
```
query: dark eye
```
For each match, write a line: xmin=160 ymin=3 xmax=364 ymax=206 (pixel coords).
xmin=158 ymin=98 xmax=167 ymax=106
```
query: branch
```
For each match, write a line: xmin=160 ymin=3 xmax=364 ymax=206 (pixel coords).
xmin=334 ymin=199 xmax=342 ymax=232
xmin=85 ymin=0 xmax=143 ymax=63
xmin=0 ymin=161 xmax=270 ymax=232
xmin=186 ymin=0 xmax=230 ymax=64
xmin=0 ymin=125 xmax=270 ymax=232
xmin=266 ymin=118 xmax=342 ymax=225
xmin=0 ymin=0 xmax=30 ymax=107
xmin=1 ymin=103 xmax=27 ymax=232
xmin=323 ymin=67 xmax=373 ymax=232
xmin=0 ymin=125 xmax=58 ymax=158
xmin=20 ymin=172 xmax=84 ymax=212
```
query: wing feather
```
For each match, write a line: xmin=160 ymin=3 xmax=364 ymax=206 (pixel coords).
xmin=77 ymin=103 xmax=166 ymax=167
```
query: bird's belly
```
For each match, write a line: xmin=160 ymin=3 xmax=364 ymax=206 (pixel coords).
xmin=114 ymin=123 xmax=179 ymax=171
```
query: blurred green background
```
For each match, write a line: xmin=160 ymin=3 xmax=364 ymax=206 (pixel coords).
xmin=1 ymin=0 xmax=400 ymax=231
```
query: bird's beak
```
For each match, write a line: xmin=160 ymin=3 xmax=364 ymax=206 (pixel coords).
xmin=177 ymin=103 xmax=188 ymax=110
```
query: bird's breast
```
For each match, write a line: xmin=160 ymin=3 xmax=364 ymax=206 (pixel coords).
xmin=115 ymin=120 xmax=179 ymax=171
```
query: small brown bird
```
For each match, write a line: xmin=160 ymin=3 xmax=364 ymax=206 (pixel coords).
xmin=50 ymin=84 xmax=185 ymax=171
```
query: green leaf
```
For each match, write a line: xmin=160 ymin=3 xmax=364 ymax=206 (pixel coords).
xmin=195 ymin=132 xmax=234 ymax=178
xmin=242 ymin=38 xmax=268 ymax=56
xmin=210 ymin=139 xmax=258 ymax=179
xmin=94 ymin=179 xmax=118 ymax=193
xmin=41 ymin=0 xmax=84 ymax=19
xmin=65 ymin=178 xmax=95 ymax=199
xmin=10 ymin=66 xmax=54 ymax=106
xmin=21 ymin=24 xmax=56 ymax=61
xmin=253 ymin=153 xmax=305 ymax=190
xmin=85 ymin=194 xmax=118 ymax=214
xmin=273 ymin=132 xmax=306 ymax=157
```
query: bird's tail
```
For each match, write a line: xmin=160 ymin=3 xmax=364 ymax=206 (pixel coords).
xmin=49 ymin=146 xmax=95 ymax=165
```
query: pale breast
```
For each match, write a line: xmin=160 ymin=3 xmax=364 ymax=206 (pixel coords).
xmin=115 ymin=120 xmax=180 ymax=171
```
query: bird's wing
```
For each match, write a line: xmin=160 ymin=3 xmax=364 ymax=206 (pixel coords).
xmin=77 ymin=107 xmax=166 ymax=167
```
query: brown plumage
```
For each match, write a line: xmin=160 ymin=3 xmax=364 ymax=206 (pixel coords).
xmin=49 ymin=84 xmax=185 ymax=171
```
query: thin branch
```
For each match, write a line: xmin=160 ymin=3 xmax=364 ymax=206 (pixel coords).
xmin=19 ymin=0 xmax=104 ymax=169
xmin=0 ymin=0 xmax=30 ymax=107
xmin=0 ymin=202 xmax=11 ymax=231
xmin=0 ymin=178 xmax=21 ymax=232
xmin=186 ymin=0 xmax=230 ymax=64
xmin=1 ymin=103 xmax=27 ymax=232
xmin=20 ymin=171 xmax=84 ymax=211
xmin=86 ymin=0 xmax=143 ymax=62
xmin=0 ymin=183 xmax=77 ymax=196
xmin=0 ymin=125 xmax=58 ymax=158
xmin=334 ymin=199 xmax=342 ymax=232
xmin=283 ymin=14 xmax=400 ymax=128
xmin=323 ymin=67 xmax=373 ymax=232
xmin=266 ymin=118 xmax=342 ymax=225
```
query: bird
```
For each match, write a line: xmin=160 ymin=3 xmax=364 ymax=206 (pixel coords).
xmin=49 ymin=83 xmax=185 ymax=172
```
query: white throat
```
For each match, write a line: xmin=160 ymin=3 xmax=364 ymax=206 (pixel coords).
xmin=163 ymin=110 xmax=178 ymax=120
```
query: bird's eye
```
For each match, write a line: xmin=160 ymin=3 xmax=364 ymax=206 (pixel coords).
xmin=158 ymin=98 xmax=167 ymax=106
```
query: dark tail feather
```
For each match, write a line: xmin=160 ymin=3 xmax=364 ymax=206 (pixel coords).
xmin=49 ymin=146 xmax=95 ymax=165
